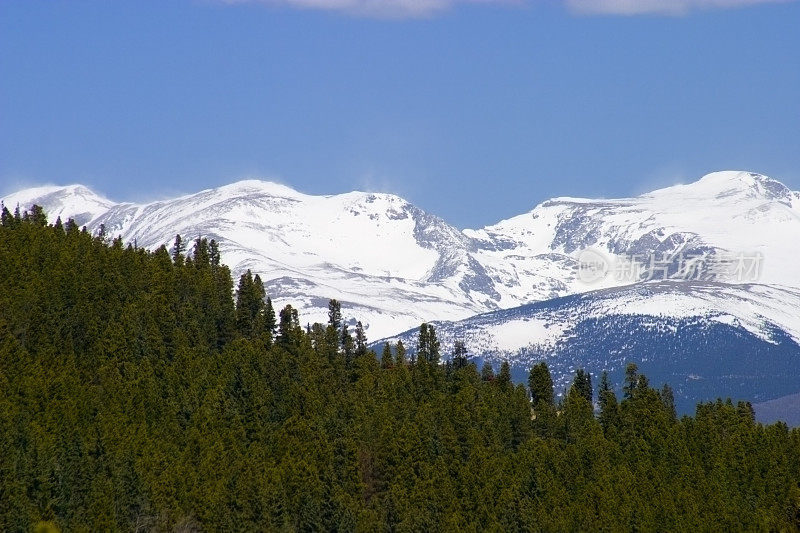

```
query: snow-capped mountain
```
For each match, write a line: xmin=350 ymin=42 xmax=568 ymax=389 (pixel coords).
xmin=3 ymin=171 xmax=799 ymax=340
xmin=2 ymin=180 xmax=494 ymax=337
xmin=382 ymin=281 xmax=800 ymax=414
xmin=467 ymin=171 xmax=800 ymax=305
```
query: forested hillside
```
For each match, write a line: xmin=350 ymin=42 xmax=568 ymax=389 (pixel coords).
xmin=1 ymin=207 xmax=799 ymax=531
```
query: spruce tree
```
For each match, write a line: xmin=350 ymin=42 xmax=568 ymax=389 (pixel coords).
xmin=341 ymin=324 xmax=354 ymax=362
xmin=278 ymin=304 xmax=300 ymax=347
xmin=172 ymin=234 xmax=185 ymax=264
xmin=660 ymin=383 xmax=677 ymax=421
xmin=354 ymin=321 xmax=367 ymax=357
xmin=235 ymin=270 xmax=256 ymax=338
xmin=598 ymin=371 xmax=619 ymax=432
xmin=0 ymin=205 xmax=11 ymax=227
xmin=416 ymin=323 xmax=440 ymax=365
xmin=481 ymin=362 xmax=495 ymax=382
xmin=192 ymin=237 xmax=210 ymax=268
xmin=623 ymin=362 xmax=639 ymax=400
xmin=209 ymin=239 xmax=221 ymax=267
xmin=452 ymin=340 xmax=468 ymax=370
xmin=528 ymin=362 xmax=554 ymax=406
xmin=497 ymin=361 xmax=512 ymax=387
xmin=427 ymin=325 xmax=440 ymax=365
xmin=572 ymin=368 xmax=592 ymax=404
xmin=264 ymin=297 xmax=277 ymax=339
xmin=328 ymin=299 xmax=342 ymax=330
xmin=417 ymin=323 xmax=430 ymax=364
xmin=27 ymin=204 xmax=47 ymax=226
xmin=97 ymin=223 xmax=108 ymax=242
xmin=395 ymin=340 xmax=407 ymax=366
xmin=381 ymin=343 xmax=393 ymax=369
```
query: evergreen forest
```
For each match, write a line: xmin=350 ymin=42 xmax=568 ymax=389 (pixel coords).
xmin=1 ymin=206 xmax=799 ymax=531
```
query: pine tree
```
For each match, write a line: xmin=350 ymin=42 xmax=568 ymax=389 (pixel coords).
xmin=636 ymin=374 xmax=649 ymax=392
xmin=264 ymin=297 xmax=277 ymax=338
xmin=572 ymin=368 xmax=592 ymax=404
xmin=27 ymin=204 xmax=47 ymax=226
xmin=416 ymin=323 xmax=440 ymax=365
xmin=278 ymin=304 xmax=300 ymax=347
xmin=235 ymin=271 xmax=256 ymax=338
xmin=354 ymin=321 xmax=367 ymax=357
xmin=497 ymin=361 xmax=512 ymax=387
xmin=381 ymin=343 xmax=393 ymax=369
xmin=193 ymin=237 xmax=210 ymax=268
xmin=417 ymin=323 xmax=430 ymax=364
xmin=528 ymin=362 xmax=554 ymax=406
xmin=209 ymin=239 xmax=221 ymax=267
xmin=0 ymin=205 xmax=12 ymax=227
xmin=481 ymin=362 xmax=495 ymax=382
xmin=598 ymin=371 xmax=619 ymax=432
xmin=452 ymin=340 xmax=468 ymax=370
xmin=341 ymin=324 xmax=354 ymax=362
xmin=328 ymin=299 xmax=342 ymax=330
xmin=395 ymin=340 xmax=407 ymax=366
xmin=659 ymin=383 xmax=677 ymax=421
xmin=623 ymin=362 xmax=638 ymax=400
xmin=427 ymin=325 xmax=440 ymax=365
xmin=172 ymin=234 xmax=185 ymax=264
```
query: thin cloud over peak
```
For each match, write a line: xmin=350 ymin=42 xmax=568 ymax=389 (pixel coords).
xmin=565 ymin=0 xmax=794 ymax=16
xmin=217 ymin=0 xmax=794 ymax=17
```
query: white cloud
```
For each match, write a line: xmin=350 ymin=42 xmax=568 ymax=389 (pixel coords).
xmin=219 ymin=0 xmax=515 ymax=18
xmin=564 ymin=0 xmax=794 ymax=16
xmin=217 ymin=0 xmax=794 ymax=17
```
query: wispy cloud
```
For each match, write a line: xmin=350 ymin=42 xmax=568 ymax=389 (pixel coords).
xmin=217 ymin=0 xmax=794 ymax=17
xmin=218 ymin=0 xmax=516 ymax=18
xmin=564 ymin=0 xmax=794 ymax=16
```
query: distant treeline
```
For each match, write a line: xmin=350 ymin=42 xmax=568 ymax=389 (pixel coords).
xmin=1 ymin=206 xmax=799 ymax=531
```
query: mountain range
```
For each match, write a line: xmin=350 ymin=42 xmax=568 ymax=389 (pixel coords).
xmin=4 ymin=170 xmax=799 ymax=417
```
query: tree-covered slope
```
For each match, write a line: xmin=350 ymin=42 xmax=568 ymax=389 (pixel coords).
xmin=381 ymin=282 xmax=800 ymax=416
xmin=1 ymin=207 xmax=799 ymax=531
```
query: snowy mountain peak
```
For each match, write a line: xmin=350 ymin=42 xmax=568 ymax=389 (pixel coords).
xmin=3 ymin=170 xmax=798 ymax=338
xmin=647 ymin=171 xmax=794 ymax=203
xmin=215 ymin=179 xmax=306 ymax=199
xmin=2 ymin=184 xmax=114 ymax=226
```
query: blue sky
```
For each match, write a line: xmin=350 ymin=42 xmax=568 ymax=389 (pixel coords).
xmin=1 ymin=0 xmax=798 ymax=228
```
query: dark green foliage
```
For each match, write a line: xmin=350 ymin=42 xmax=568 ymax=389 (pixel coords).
xmin=354 ymin=321 xmax=367 ymax=357
xmin=381 ymin=343 xmax=393 ymax=369
xmin=572 ymin=368 xmax=593 ymax=404
xmin=452 ymin=340 xmax=468 ymax=370
xmin=171 ymin=233 xmax=185 ymax=264
xmin=624 ymin=361 xmax=639 ymax=399
xmin=481 ymin=361 xmax=495 ymax=381
xmin=2 ymin=210 xmax=800 ymax=531
xmin=498 ymin=360 xmax=512 ymax=386
xmin=529 ymin=362 xmax=554 ymax=407
xmin=395 ymin=340 xmax=407 ymax=366
xmin=328 ymin=299 xmax=342 ymax=330
xmin=264 ymin=296 xmax=276 ymax=338
xmin=598 ymin=371 xmax=620 ymax=432
xmin=660 ymin=383 xmax=677 ymax=421
xmin=278 ymin=304 xmax=302 ymax=347
xmin=416 ymin=322 xmax=441 ymax=365
xmin=341 ymin=323 xmax=354 ymax=361
xmin=235 ymin=270 xmax=273 ymax=345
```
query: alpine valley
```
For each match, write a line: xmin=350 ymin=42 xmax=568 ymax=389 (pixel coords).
xmin=4 ymin=170 xmax=800 ymax=417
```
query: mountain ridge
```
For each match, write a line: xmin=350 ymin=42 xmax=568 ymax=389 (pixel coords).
xmin=3 ymin=170 xmax=799 ymax=339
